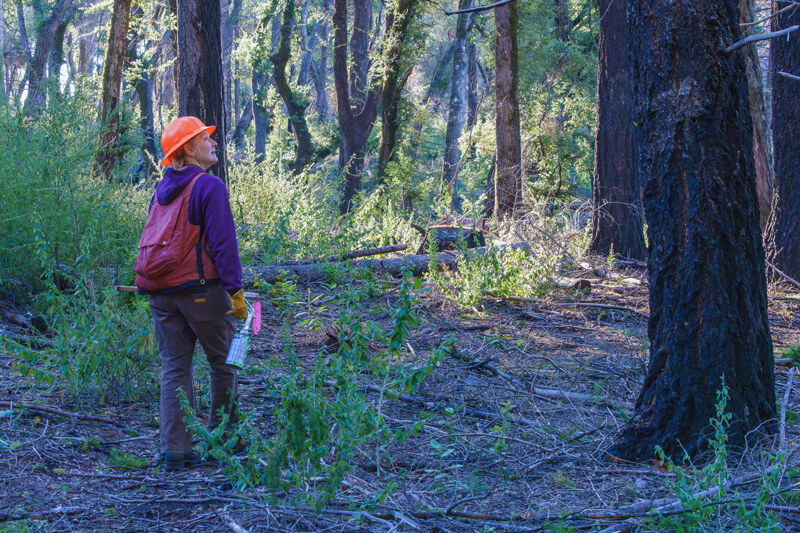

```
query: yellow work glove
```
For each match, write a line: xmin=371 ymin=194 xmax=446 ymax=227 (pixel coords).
xmin=227 ymin=289 xmax=248 ymax=319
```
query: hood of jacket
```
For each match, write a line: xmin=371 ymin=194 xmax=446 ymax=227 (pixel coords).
xmin=155 ymin=165 xmax=205 ymax=205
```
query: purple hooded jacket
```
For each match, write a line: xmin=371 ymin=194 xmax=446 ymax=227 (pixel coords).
xmin=151 ymin=165 xmax=243 ymax=294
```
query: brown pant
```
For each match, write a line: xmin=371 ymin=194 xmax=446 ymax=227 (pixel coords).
xmin=149 ymin=284 xmax=237 ymax=454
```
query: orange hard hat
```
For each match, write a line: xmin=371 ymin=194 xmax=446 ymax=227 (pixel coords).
xmin=160 ymin=116 xmax=216 ymax=167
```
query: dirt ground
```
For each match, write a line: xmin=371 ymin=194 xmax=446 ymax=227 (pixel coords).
xmin=1 ymin=261 xmax=799 ymax=532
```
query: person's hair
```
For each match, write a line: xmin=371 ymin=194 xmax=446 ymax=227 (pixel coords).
xmin=170 ymin=136 xmax=199 ymax=169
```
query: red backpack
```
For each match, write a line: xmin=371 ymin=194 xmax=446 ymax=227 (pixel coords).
xmin=134 ymin=174 xmax=205 ymax=281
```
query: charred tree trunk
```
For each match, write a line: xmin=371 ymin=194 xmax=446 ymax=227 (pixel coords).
xmin=740 ymin=0 xmax=774 ymax=228
xmin=588 ymin=0 xmax=646 ymax=261
xmin=610 ymin=0 xmax=775 ymax=461
xmin=177 ymin=0 xmax=227 ymax=184
xmin=768 ymin=2 xmax=800 ymax=281
xmin=93 ymin=0 xmax=131 ymax=180
xmin=333 ymin=0 xmax=380 ymax=213
xmin=21 ymin=0 xmax=72 ymax=113
xmin=441 ymin=0 xmax=472 ymax=213
xmin=377 ymin=0 xmax=418 ymax=181
xmin=493 ymin=1 xmax=522 ymax=218
xmin=270 ymin=0 xmax=313 ymax=174
xmin=554 ymin=0 xmax=569 ymax=43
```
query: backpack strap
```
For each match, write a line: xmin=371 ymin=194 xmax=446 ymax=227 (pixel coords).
xmin=189 ymin=173 xmax=209 ymax=284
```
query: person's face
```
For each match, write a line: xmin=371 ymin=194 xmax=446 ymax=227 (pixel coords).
xmin=186 ymin=132 xmax=218 ymax=170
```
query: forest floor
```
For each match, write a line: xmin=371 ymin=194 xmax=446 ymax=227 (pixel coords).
xmin=1 ymin=259 xmax=799 ymax=532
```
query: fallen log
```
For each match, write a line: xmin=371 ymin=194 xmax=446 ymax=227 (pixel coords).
xmin=244 ymin=242 xmax=529 ymax=284
xmin=276 ymin=244 xmax=409 ymax=266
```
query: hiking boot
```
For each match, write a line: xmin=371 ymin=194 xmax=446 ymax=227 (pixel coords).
xmin=231 ymin=438 xmax=249 ymax=454
xmin=164 ymin=450 xmax=202 ymax=471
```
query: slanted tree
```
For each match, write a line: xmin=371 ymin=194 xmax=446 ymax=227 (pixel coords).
xmin=94 ymin=0 xmax=131 ymax=179
xmin=176 ymin=0 xmax=227 ymax=184
xmin=333 ymin=0 xmax=381 ymax=213
xmin=494 ymin=0 xmax=522 ymax=217
xmin=610 ymin=0 xmax=775 ymax=460
xmin=441 ymin=0 xmax=472 ymax=212
xmin=589 ymin=0 xmax=646 ymax=261
xmin=270 ymin=0 xmax=313 ymax=174
xmin=768 ymin=2 xmax=800 ymax=281
xmin=21 ymin=0 xmax=73 ymax=112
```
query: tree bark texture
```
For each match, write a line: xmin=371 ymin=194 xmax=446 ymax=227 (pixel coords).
xmin=494 ymin=2 xmax=522 ymax=218
xmin=377 ymin=0 xmax=419 ymax=181
xmin=588 ymin=0 xmax=646 ymax=261
xmin=94 ymin=0 xmax=131 ymax=180
xmin=740 ymin=0 xmax=774 ymax=228
xmin=611 ymin=0 xmax=775 ymax=461
xmin=177 ymin=0 xmax=228 ymax=184
xmin=252 ymin=69 xmax=271 ymax=163
xmin=311 ymin=0 xmax=330 ymax=121
xmin=47 ymin=14 xmax=69 ymax=101
xmin=333 ymin=0 xmax=380 ymax=213
xmin=768 ymin=2 xmax=800 ymax=281
xmin=441 ymin=0 xmax=472 ymax=213
xmin=21 ymin=0 xmax=72 ymax=113
xmin=270 ymin=0 xmax=313 ymax=175
xmin=231 ymin=98 xmax=253 ymax=149
xmin=0 ymin=0 xmax=4 ymax=95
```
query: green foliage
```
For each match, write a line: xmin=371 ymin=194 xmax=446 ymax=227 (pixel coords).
xmin=108 ymin=447 xmax=147 ymax=471
xmin=650 ymin=380 xmax=783 ymax=532
xmin=782 ymin=344 xmax=800 ymax=366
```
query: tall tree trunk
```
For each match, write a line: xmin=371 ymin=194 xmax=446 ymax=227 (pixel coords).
xmin=466 ymin=27 xmax=479 ymax=137
xmin=93 ymin=0 xmax=131 ymax=179
xmin=611 ymin=0 xmax=775 ymax=461
xmin=129 ymin=5 xmax=157 ymax=180
xmin=296 ymin=0 xmax=316 ymax=88
xmin=231 ymin=98 xmax=253 ymax=149
xmin=311 ymin=0 xmax=330 ymax=121
xmin=0 ymin=0 xmax=5 ymax=98
xmin=768 ymin=2 xmax=800 ymax=281
xmin=554 ymin=0 xmax=569 ymax=42
xmin=493 ymin=1 xmax=522 ymax=218
xmin=252 ymin=69 xmax=270 ymax=163
xmin=441 ymin=0 xmax=472 ymax=213
xmin=270 ymin=0 xmax=313 ymax=174
xmin=230 ymin=0 xmax=242 ymax=125
xmin=588 ymin=0 xmax=646 ymax=261
xmin=377 ymin=0 xmax=418 ymax=181
xmin=740 ymin=0 xmax=774 ymax=228
xmin=333 ymin=0 xmax=380 ymax=213
xmin=47 ymin=14 xmax=69 ymax=101
xmin=177 ymin=0 xmax=228 ymax=184
xmin=21 ymin=0 xmax=72 ymax=113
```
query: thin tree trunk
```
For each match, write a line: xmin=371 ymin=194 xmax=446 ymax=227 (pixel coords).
xmin=93 ymin=0 xmax=131 ymax=179
xmin=0 ymin=0 xmax=5 ymax=98
xmin=311 ymin=0 xmax=330 ymax=121
xmin=441 ymin=0 xmax=472 ymax=213
xmin=377 ymin=0 xmax=418 ymax=181
xmin=270 ymin=0 xmax=313 ymax=174
xmin=611 ymin=0 xmax=775 ymax=461
xmin=494 ymin=1 xmax=522 ymax=217
xmin=230 ymin=0 xmax=242 ymax=126
xmin=740 ymin=0 xmax=774 ymax=228
xmin=177 ymin=0 xmax=228 ymax=184
xmin=231 ymin=98 xmax=252 ymax=149
xmin=466 ymin=27 xmax=478 ymax=137
xmin=252 ymin=69 xmax=270 ymax=163
xmin=768 ymin=1 xmax=800 ymax=281
xmin=21 ymin=0 xmax=72 ymax=113
xmin=47 ymin=14 xmax=69 ymax=101
xmin=588 ymin=0 xmax=646 ymax=261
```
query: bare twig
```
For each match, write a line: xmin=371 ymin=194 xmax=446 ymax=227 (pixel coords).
xmin=768 ymin=259 xmax=800 ymax=289
xmin=779 ymin=70 xmax=800 ymax=81
xmin=741 ymin=3 xmax=794 ymax=28
xmin=12 ymin=402 xmax=122 ymax=427
xmin=726 ymin=25 xmax=800 ymax=54
xmin=780 ymin=367 xmax=796 ymax=452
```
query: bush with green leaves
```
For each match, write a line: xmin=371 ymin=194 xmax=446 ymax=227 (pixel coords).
xmin=650 ymin=380 xmax=783 ymax=532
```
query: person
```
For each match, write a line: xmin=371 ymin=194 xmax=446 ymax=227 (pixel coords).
xmin=134 ymin=116 xmax=247 ymax=471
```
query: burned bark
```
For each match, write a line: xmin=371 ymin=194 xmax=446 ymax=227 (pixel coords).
xmin=740 ymin=0 xmax=774 ymax=228
xmin=93 ymin=0 xmax=131 ymax=180
xmin=767 ymin=2 xmax=800 ymax=281
xmin=611 ymin=0 xmax=775 ymax=461
xmin=589 ymin=0 xmax=646 ymax=261
xmin=493 ymin=1 xmax=522 ymax=217
xmin=176 ymin=0 xmax=228 ymax=184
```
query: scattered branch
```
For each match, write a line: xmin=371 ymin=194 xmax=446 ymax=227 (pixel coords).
xmin=445 ymin=0 xmax=515 ymax=16
xmin=725 ymin=25 xmax=800 ymax=54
